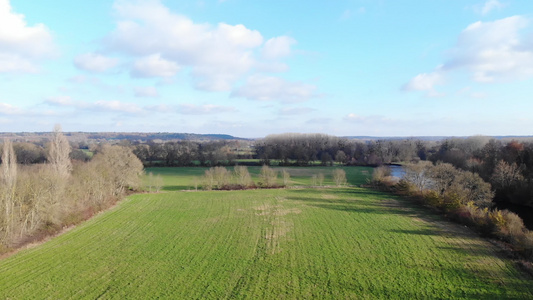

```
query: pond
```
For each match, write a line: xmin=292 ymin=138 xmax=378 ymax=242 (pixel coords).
xmin=388 ymin=164 xmax=405 ymax=179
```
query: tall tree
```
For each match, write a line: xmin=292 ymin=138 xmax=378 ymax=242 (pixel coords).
xmin=48 ymin=124 xmax=72 ymax=179
xmin=1 ymin=139 xmax=17 ymax=240
xmin=1 ymin=139 xmax=17 ymax=189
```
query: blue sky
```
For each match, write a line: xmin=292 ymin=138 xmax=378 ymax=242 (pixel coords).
xmin=1 ymin=0 xmax=533 ymax=137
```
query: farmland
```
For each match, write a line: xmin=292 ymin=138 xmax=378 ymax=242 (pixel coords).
xmin=0 ymin=167 xmax=532 ymax=298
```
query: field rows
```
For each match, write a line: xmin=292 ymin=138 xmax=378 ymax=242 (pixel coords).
xmin=0 ymin=169 xmax=532 ymax=298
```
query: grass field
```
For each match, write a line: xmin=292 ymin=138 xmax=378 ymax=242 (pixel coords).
xmin=0 ymin=167 xmax=532 ymax=298
xmin=143 ymin=166 xmax=373 ymax=191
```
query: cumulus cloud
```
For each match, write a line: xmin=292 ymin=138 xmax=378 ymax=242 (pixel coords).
xmin=134 ymin=86 xmax=159 ymax=98
xmin=403 ymin=71 xmax=443 ymax=91
xmin=0 ymin=0 xmax=55 ymax=73
xmin=405 ymin=16 xmax=533 ymax=92
xmin=98 ymin=0 xmax=299 ymax=92
xmin=446 ymin=16 xmax=533 ymax=82
xmin=402 ymin=70 xmax=445 ymax=97
xmin=178 ymin=104 xmax=236 ymax=115
xmin=262 ymin=36 xmax=296 ymax=60
xmin=74 ymin=53 xmax=119 ymax=72
xmin=231 ymin=75 xmax=318 ymax=102
xmin=131 ymin=54 xmax=180 ymax=78
xmin=105 ymin=0 xmax=268 ymax=90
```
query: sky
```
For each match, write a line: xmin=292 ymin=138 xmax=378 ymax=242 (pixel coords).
xmin=1 ymin=0 xmax=533 ymax=138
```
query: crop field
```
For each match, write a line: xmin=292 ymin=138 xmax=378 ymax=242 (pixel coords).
xmin=0 ymin=168 xmax=532 ymax=298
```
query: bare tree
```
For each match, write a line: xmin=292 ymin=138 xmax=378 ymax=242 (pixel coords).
xmin=48 ymin=124 xmax=72 ymax=179
xmin=234 ymin=166 xmax=253 ymax=188
xmin=332 ymin=169 xmax=347 ymax=186
xmin=260 ymin=165 xmax=277 ymax=187
xmin=281 ymin=169 xmax=291 ymax=187
xmin=317 ymin=173 xmax=325 ymax=186
xmin=404 ymin=161 xmax=432 ymax=192
xmin=490 ymin=160 xmax=523 ymax=190
xmin=1 ymin=139 xmax=17 ymax=241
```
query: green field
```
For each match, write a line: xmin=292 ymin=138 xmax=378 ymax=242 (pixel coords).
xmin=143 ymin=166 xmax=373 ymax=191
xmin=0 ymin=167 xmax=532 ymax=298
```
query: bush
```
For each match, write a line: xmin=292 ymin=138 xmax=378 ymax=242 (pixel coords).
xmin=332 ymin=169 xmax=347 ymax=186
xmin=234 ymin=166 xmax=255 ymax=188
xmin=372 ymin=166 xmax=391 ymax=182
xmin=259 ymin=165 xmax=278 ymax=188
xmin=493 ymin=210 xmax=526 ymax=243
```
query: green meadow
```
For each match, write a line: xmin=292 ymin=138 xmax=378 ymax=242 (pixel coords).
xmin=0 ymin=167 xmax=532 ymax=298
xmin=143 ymin=166 xmax=373 ymax=191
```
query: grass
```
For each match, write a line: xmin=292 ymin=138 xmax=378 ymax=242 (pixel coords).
xmin=143 ymin=166 xmax=373 ymax=191
xmin=0 ymin=167 xmax=532 ymax=298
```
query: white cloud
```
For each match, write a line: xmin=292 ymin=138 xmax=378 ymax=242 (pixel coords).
xmin=0 ymin=53 xmax=37 ymax=73
xmin=102 ymin=0 xmax=297 ymax=91
xmin=179 ymin=104 xmax=236 ymax=115
xmin=74 ymin=53 xmax=119 ymax=72
xmin=481 ymin=0 xmax=504 ymax=15
xmin=45 ymin=97 xmax=144 ymax=114
xmin=446 ymin=16 xmax=533 ymax=82
xmin=262 ymin=36 xmax=296 ymax=60
xmin=0 ymin=0 xmax=55 ymax=73
xmin=131 ymin=54 xmax=180 ymax=78
xmin=231 ymin=75 xmax=318 ymax=102
xmin=92 ymin=100 xmax=143 ymax=114
xmin=405 ymin=16 xmax=533 ymax=92
xmin=0 ymin=102 xmax=23 ymax=115
xmin=134 ymin=86 xmax=159 ymax=98
xmin=403 ymin=71 xmax=443 ymax=92
xmin=344 ymin=113 xmax=366 ymax=122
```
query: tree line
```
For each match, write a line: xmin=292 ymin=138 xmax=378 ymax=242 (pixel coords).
xmin=5 ymin=132 xmax=533 ymax=211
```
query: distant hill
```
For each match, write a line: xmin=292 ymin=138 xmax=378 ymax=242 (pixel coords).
xmin=0 ymin=132 xmax=249 ymax=142
xmin=2 ymin=132 xmax=532 ymax=143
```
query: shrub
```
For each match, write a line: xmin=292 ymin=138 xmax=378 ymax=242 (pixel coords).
xmin=259 ymin=165 xmax=278 ymax=188
xmin=372 ymin=166 xmax=391 ymax=183
xmin=422 ymin=190 xmax=441 ymax=207
xmin=332 ymin=169 xmax=347 ymax=187
xmin=233 ymin=166 xmax=254 ymax=188
xmin=494 ymin=210 xmax=526 ymax=244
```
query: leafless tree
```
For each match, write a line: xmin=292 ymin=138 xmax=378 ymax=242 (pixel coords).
xmin=317 ymin=173 xmax=325 ymax=186
xmin=332 ymin=169 xmax=347 ymax=186
xmin=1 ymin=139 xmax=17 ymax=241
xmin=234 ymin=166 xmax=253 ymax=187
xmin=48 ymin=124 xmax=72 ymax=179
xmin=281 ymin=169 xmax=291 ymax=187
xmin=403 ymin=161 xmax=432 ymax=192
xmin=260 ymin=165 xmax=277 ymax=187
